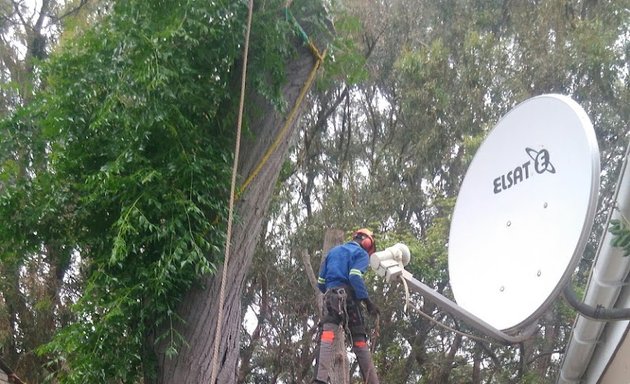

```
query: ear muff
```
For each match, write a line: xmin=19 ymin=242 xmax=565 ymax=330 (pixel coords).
xmin=360 ymin=237 xmax=374 ymax=255
xmin=353 ymin=228 xmax=375 ymax=255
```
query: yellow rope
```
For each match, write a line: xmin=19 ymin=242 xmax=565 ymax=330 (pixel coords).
xmin=238 ymin=46 xmax=326 ymax=197
xmin=209 ymin=0 xmax=253 ymax=381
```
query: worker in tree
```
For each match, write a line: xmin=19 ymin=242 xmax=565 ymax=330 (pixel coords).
xmin=313 ymin=228 xmax=380 ymax=384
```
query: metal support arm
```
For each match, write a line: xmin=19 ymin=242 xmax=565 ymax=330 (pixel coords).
xmin=371 ymin=243 xmax=537 ymax=344
xmin=399 ymin=270 xmax=537 ymax=344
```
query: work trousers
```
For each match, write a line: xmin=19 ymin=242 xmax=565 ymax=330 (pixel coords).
xmin=313 ymin=287 xmax=379 ymax=384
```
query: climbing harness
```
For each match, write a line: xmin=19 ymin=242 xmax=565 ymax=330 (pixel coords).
xmin=325 ymin=287 xmax=348 ymax=318
xmin=323 ymin=287 xmax=353 ymax=343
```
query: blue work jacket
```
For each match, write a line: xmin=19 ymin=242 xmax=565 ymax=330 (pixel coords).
xmin=317 ymin=241 xmax=370 ymax=300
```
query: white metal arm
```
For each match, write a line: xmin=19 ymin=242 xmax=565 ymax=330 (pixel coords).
xmin=370 ymin=243 xmax=537 ymax=344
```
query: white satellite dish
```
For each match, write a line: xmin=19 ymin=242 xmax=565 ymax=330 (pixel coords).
xmin=448 ymin=94 xmax=600 ymax=332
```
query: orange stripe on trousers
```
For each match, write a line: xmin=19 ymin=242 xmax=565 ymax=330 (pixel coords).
xmin=321 ymin=330 xmax=335 ymax=343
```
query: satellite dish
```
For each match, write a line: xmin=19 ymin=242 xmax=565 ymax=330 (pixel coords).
xmin=448 ymin=94 xmax=600 ymax=332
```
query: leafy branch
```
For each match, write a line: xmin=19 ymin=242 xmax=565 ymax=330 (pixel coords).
xmin=609 ymin=216 xmax=630 ymax=256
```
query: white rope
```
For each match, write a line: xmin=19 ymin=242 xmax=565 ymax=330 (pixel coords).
xmin=209 ymin=0 xmax=253 ymax=382
xmin=400 ymin=274 xmax=410 ymax=314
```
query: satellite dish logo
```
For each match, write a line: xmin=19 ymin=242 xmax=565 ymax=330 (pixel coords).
xmin=493 ymin=148 xmax=556 ymax=194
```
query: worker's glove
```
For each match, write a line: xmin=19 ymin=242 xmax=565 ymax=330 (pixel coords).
xmin=363 ymin=299 xmax=380 ymax=317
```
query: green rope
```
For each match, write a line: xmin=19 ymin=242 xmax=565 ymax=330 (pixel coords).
xmin=284 ymin=7 xmax=310 ymax=44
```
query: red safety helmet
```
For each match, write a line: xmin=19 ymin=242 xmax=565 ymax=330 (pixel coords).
xmin=353 ymin=228 xmax=376 ymax=255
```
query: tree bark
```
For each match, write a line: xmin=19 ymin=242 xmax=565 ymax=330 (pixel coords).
xmin=472 ymin=345 xmax=481 ymax=384
xmin=436 ymin=333 xmax=461 ymax=384
xmin=236 ymin=278 xmax=267 ymax=382
xmin=321 ymin=229 xmax=349 ymax=384
xmin=302 ymin=248 xmax=324 ymax=318
xmin=156 ymin=42 xmax=317 ymax=383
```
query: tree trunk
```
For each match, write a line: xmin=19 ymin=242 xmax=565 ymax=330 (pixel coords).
xmin=472 ymin=345 xmax=481 ymax=384
xmin=156 ymin=43 xmax=317 ymax=383
xmin=436 ymin=333 xmax=461 ymax=384
xmin=321 ymin=229 xmax=349 ymax=384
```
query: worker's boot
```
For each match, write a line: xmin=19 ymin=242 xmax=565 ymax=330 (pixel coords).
xmin=313 ymin=323 xmax=336 ymax=383
xmin=352 ymin=338 xmax=379 ymax=384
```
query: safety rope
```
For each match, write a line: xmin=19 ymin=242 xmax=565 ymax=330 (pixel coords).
xmin=209 ymin=0 xmax=253 ymax=381
xmin=401 ymin=274 xmax=410 ymax=313
xmin=238 ymin=8 xmax=326 ymax=197
xmin=399 ymin=275 xmax=491 ymax=344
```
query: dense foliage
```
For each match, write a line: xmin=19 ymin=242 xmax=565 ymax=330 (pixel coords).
xmin=1 ymin=0 xmax=246 ymax=382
